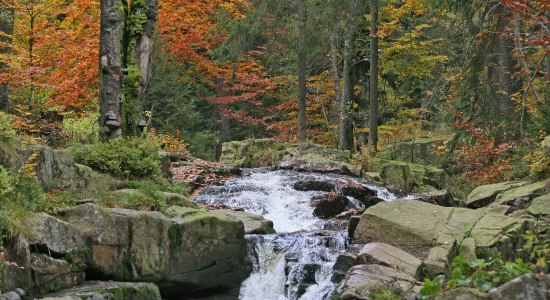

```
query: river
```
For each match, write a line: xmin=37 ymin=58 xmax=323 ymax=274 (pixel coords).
xmin=194 ymin=168 xmax=399 ymax=300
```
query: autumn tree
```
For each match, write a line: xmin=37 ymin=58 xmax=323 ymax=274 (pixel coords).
xmin=0 ymin=5 xmax=15 ymax=111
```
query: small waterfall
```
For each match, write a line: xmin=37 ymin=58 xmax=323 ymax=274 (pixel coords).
xmin=194 ymin=169 xmax=398 ymax=300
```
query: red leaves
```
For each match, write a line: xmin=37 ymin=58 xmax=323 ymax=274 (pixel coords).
xmin=452 ymin=110 xmax=515 ymax=183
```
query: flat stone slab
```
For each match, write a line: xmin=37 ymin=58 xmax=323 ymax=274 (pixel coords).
xmin=528 ymin=194 xmax=550 ymax=215
xmin=356 ymin=243 xmax=422 ymax=279
xmin=467 ymin=181 xmax=527 ymax=208
xmin=336 ymin=264 xmax=418 ymax=300
xmin=38 ymin=281 xmax=162 ymax=300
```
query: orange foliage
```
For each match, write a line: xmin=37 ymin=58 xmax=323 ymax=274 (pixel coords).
xmin=452 ymin=110 xmax=515 ymax=183
xmin=1 ymin=0 xmax=99 ymax=112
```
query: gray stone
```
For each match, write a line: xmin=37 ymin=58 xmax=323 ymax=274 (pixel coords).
xmin=336 ymin=264 xmax=418 ymax=300
xmin=332 ymin=244 xmax=363 ymax=283
xmin=0 ymin=292 xmax=20 ymax=300
xmin=18 ymin=147 xmax=110 ymax=195
xmin=528 ymin=194 xmax=550 ymax=215
xmin=412 ymin=190 xmax=456 ymax=207
xmin=377 ymin=137 xmax=445 ymax=166
xmin=57 ymin=204 xmax=250 ymax=296
xmin=466 ymin=181 xmax=528 ymax=209
xmin=494 ymin=181 xmax=549 ymax=210
xmin=424 ymin=233 xmax=457 ymax=278
xmin=353 ymin=200 xmax=529 ymax=261
xmin=310 ymin=193 xmax=348 ymax=219
xmin=356 ymin=243 xmax=422 ymax=279
xmin=30 ymin=254 xmax=85 ymax=295
xmin=377 ymin=159 xmax=445 ymax=192
xmin=488 ymin=274 xmax=550 ymax=300
xmin=38 ymin=281 xmax=162 ymax=300
xmin=214 ymin=209 xmax=275 ymax=234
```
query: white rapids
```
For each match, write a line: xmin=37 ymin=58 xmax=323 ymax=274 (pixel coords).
xmin=194 ymin=168 xmax=399 ymax=300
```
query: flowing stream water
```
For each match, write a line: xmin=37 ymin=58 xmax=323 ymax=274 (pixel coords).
xmin=194 ymin=168 xmax=399 ymax=300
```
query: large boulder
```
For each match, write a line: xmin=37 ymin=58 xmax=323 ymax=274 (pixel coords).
xmin=220 ymin=139 xmax=286 ymax=167
xmin=377 ymin=137 xmax=445 ymax=166
xmin=487 ymin=274 xmax=550 ymax=300
xmin=412 ymin=190 xmax=456 ymax=207
xmin=493 ymin=181 xmax=549 ymax=211
xmin=377 ymin=159 xmax=445 ymax=192
xmin=17 ymin=147 xmax=110 ymax=195
xmin=220 ymin=139 xmax=358 ymax=176
xmin=335 ymin=264 xmax=419 ymax=300
xmin=30 ymin=254 xmax=85 ymax=295
xmin=37 ymin=281 xmax=162 ymax=300
xmin=310 ymin=193 xmax=348 ymax=219
xmin=293 ymin=180 xmax=336 ymax=192
xmin=2 ymin=204 xmax=250 ymax=297
xmin=466 ymin=181 xmax=528 ymax=209
xmin=353 ymin=200 xmax=530 ymax=261
xmin=206 ymin=209 xmax=275 ymax=234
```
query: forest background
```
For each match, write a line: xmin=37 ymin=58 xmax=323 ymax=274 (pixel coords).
xmin=0 ymin=0 xmax=549 ymax=194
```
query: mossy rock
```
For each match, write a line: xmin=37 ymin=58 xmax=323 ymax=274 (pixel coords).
xmin=220 ymin=139 xmax=352 ymax=170
xmin=112 ymin=189 xmax=198 ymax=208
xmin=377 ymin=137 xmax=445 ymax=166
xmin=494 ymin=180 xmax=549 ymax=207
xmin=38 ymin=281 xmax=162 ymax=300
xmin=376 ymin=159 xmax=445 ymax=192
xmin=466 ymin=181 xmax=529 ymax=209
xmin=527 ymin=193 xmax=550 ymax=215
xmin=353 ymin=200 xmax=530 ymax=260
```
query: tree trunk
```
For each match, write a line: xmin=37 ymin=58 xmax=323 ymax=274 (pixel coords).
xmin=329 ymin=29 xmax=341 ymax=144
xmin=0 ymin=8 xmax=14 ymax=112
xmin=123 ymin=0 xmax=158 ymax=136
xmin=338 ymin=0 xmax=360 ymax=151
xmin=368 ymin=0 xmax=379 ymax=155
xmin=215 ymin=77 xmax=231 ymax=142
xmin=99 ymin=0 xmax=124 ymax=139
xmin=100 ymin=0 xmax=157 ymax=138
xmin=297 ymin=0 xmax=307 ymax=142
xmin=489 ymin=4 xmax=521 ymax=139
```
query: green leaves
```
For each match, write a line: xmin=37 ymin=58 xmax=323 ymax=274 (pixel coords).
xmin=419 ymin=251 xmax=534 ymax=298
xmin=447 ymin=252 xmax=532 ymax=292
xmin=72 ymin=137 xmax=162 ymax=179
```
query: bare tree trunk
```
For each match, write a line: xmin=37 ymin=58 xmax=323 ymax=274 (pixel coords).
xmin=297 ymin=0 xmax=307 ymax=142
xmin=123 ymin=0 xmax=158 ymax=135
xmin=330 ymin=29 xmax=341 ymax=117
xmin=215 ymin=77 xmax=231 ymax=142
xmin=100 ymin=0 xmax=157 ymax=138
xmin=489 ymin=4 xmax=521 ymax=140
xmin=329 ymin=29 xmax=341 ymax=144
xmin=0 ymin=8 xmax=14 ymax=112
xmin=368 ymin=0 xmax=379 ymax=155
xmin=99 ymin=0 xmax=124 ymax=139
xmin=338 ymin=0 xmax=360 ymax=151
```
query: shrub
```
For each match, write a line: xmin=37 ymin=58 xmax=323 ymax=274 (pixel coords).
xmin=62 ymin=112 xmax=100 ymax=144
xmin=0 ymin=112 xmax=16 ymax=142
xmin=0 ymin=166 xmax=46 ymax=248
xmin=524 ymin=150 xmax=550 ymax=180
xmin=417 ymin=252 xmax=533 ymax=299
xmin=72 ymin=137 xmax=161 ymax=179
xmin=520 ymin=220 xmax=550 ymax=273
